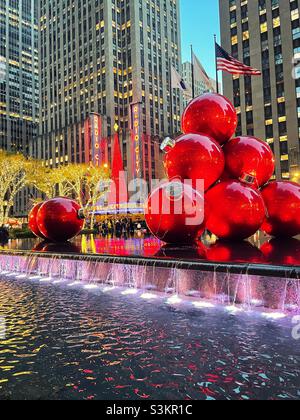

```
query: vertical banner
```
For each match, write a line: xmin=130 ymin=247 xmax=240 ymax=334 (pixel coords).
xmin=84 ymin=118 xmax=91 ymax=164
xmin=143 ymin=133 xmax=147 ymax=178
xmin=130 ymin=102 xmax=143 ymax=179
xmin=101 ymin=136 xmax=108 ymax=164
xmin=90 ymin=113 xmax=102 ymax=167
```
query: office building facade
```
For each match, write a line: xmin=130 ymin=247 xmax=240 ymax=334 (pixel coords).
xmin=220 ymin=0 xmax=300 ymax=181
xmin=0 ymin=0 xmax=39 ymax=154
xmin=37 ymin=0 xmax=182 ymax=184
xmin=0 ymin=0 xmax=39 ymax=215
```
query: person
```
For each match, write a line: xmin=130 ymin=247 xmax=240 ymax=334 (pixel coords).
xmin=115 ymin=219 xmax=121 ymax=237
xmin=95 ymin=222 xmax=100 ymax=234
xmin=0 ymin=225 xmax=9 ymax=245
xmin=101 ymin=222 xmax=108 ymax=237
xmin=107 ymin=220 xmax=113 ymax=235
xmin=126 ymin=220 xmax=131 ymax=235
xmin=121 ymin=219 xmax=127 ymax=235
xmin=129 ymin=220 xmax=135 ymax=235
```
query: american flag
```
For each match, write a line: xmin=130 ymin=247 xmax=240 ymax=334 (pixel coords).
xmin=216 ymin=43 xmax=261 ymax=76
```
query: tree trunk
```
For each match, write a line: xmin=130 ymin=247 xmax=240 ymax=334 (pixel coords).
xmin=0 ymin=206 xmax=5 ymax=226
xmin=90 ymin=212 xmax=95 ymax=231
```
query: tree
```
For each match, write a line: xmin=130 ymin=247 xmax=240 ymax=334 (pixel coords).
xmin=83 ymin=165 xmax=111 ymax=229
xmin=58 ymin=164 xmax=89 ymax=207
xmin=0 ymin=149 xmax=110 ymax=227
xmin=28 ymin=162 xmax=68 ymax=200
xmin=60 ymin=163 xmax=110 ymax=229
xmin=0 ymin=150 xmax=34 ymax=225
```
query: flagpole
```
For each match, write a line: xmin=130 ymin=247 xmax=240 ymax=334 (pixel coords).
xmin=169 ymin=58 xmax=174 ymax=136
xmin=214 ymin=34 xmax=220 ymax=94
xmin=191 ymin=45 xmax=195 ymax=99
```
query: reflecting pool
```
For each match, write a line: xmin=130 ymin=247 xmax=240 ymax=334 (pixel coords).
xmin=0 ymin=275 xmax=299 ymax=400
xmin=1 ymin=233 xmax=300 ymax=268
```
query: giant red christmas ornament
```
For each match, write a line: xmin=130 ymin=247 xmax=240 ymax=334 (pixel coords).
xmin=223 ymin=136 xmax=275 ymax=187
xmin=161 ymin=133 xmax=225 ymax=191
xmin=205 ymin=180 xmax=266 ymax=240
xmin=37 ymin=197 xmax=84 ymax=242
xmin=145 ymin=181 xmax=206 ymax=244
xmin=181 ymin=93 xmax=237 ymax=145
xmin=28 ymin=202 xmax=46 ymax=240
xmin=261 ymin=181 xmax=300 ymax=237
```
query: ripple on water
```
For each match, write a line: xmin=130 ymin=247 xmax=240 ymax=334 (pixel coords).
xmin=0 ymin=277 xmax=299 ymax=401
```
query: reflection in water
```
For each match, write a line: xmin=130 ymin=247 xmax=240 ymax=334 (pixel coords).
xmin=2 ymin=234 xmax=299 ymax=268
xmin=155 ymin=243 xmax=207 ymax=260
xmin=0 ymin=276 xmax=299 ymax=400
xmin=261 ymin=238 xmax=300 ymax=266
xmin=31 ymin=241 xmax=47 ymax=252
xmin=206 ymin=240 xmax=265 ymax=264
xmin=0 ymin=253 xmax=299 ymax=314
xmin=41 ymin=242 xmax=81 ymax=254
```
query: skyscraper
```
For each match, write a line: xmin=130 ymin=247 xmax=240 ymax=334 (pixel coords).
xmin=0 ymin=0 xmax=39 ymax=155
xmin=219 ymin=0 xmax=300 ymax=182
xmin=182 ymin=55 xmax=217 ymax=108
xmin=37 ymin=0 xmax=182 ymax=184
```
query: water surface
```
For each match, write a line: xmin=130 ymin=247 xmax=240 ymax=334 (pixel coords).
xmin=0 ymin=277 xmax=299 ymax=400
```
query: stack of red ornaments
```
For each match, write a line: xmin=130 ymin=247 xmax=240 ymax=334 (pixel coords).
xmin=145 ymin=93 xmax=300 ymax=244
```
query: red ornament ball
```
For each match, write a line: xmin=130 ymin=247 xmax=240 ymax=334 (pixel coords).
xmin=145 ymin=181 xmax=206 ymax=244
xmin=37 ymin=197 xmax=84 ymax=242
xmin=261 ymin=181 xmax=300 ymax=238
xmin=181 ymin=93 xmax=237 ymax=145
xmin=28 ymin=202 xmax=46 ymax=240
xmin=205 ymin=180 xmax=266 ymax=240
xmin=162 ymin=133 xmax=225 ymax=191
xmin=223 ymin=136 xmax=275 ymax=187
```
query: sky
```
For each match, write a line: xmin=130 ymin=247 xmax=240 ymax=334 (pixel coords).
xmin=180 ymin=0 xmax=220 ymax=78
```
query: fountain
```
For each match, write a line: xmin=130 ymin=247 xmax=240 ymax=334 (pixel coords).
xmin=0 ymin=247 xmax=299 ymax=318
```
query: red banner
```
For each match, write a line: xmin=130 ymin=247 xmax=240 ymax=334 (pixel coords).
xmin=83 ymin=114 xmax=108 ymax=166
xmin=90 ymin=113 xmax=102 ymax=167
xmin=130 ymin=102 xmax=143 ymax=178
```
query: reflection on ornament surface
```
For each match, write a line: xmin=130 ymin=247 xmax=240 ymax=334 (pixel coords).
xmin=162 ymin=133 xmax=225 ymax=191
xmin=205 ymin=180 xmax=266 ymax=240
xmin=261 ymin=181 xmax=300 ymax=238
xmin=145 ymin=181 xmax=206 ymax=244
xmin=223 ymin=136 xmax=275 ymax=187
xmin=28 ymin=203 xmax=47 ymax=240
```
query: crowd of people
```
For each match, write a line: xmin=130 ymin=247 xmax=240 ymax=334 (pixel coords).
xmin=0 ymin=218 xmax=149 ymax=245
xmin=94 ymin=218 xmax=149 ymax=238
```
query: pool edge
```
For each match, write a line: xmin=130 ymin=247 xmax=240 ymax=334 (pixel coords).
xmin=0 ymin=249 xmax=299 ymax=279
